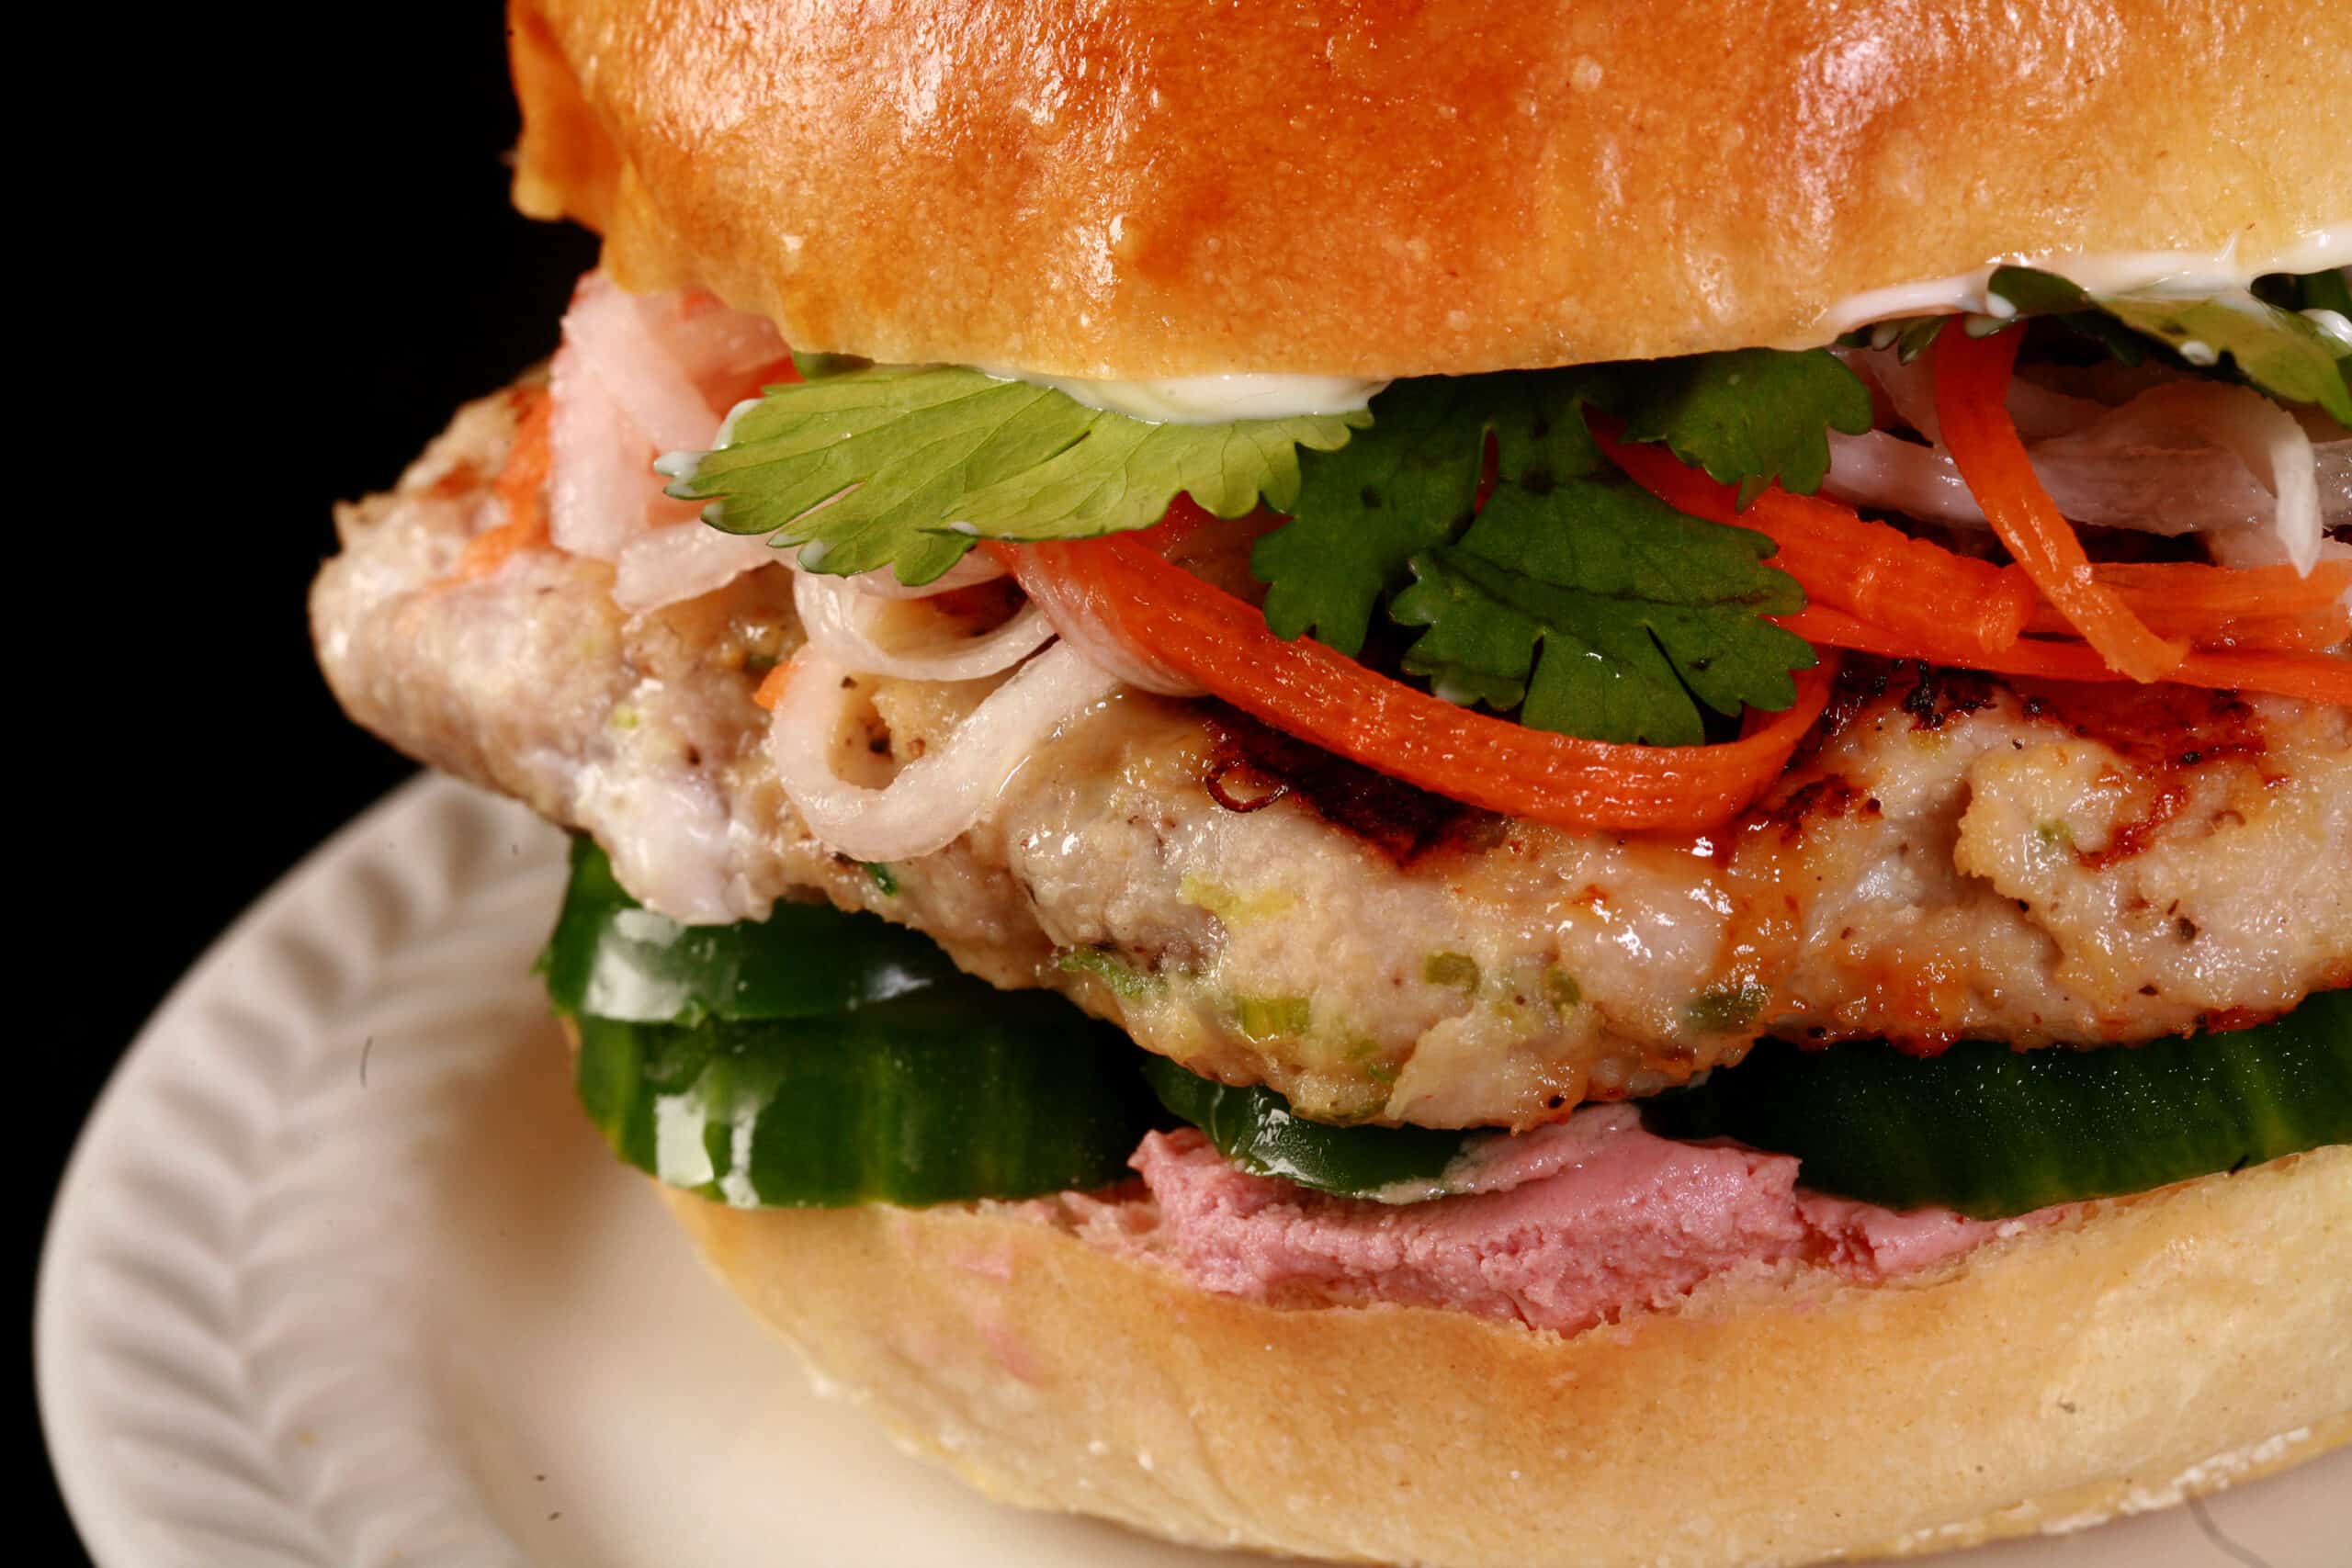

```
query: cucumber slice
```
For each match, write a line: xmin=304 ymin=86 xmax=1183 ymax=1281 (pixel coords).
xmin=1139 ymin=1053 xmax=1482 ymax=1201
xmin=574 ymin=1004 xmax=1159 ymax=1206
xmin=1142 ymin=994 xmax=2351 ymax=1213
xmin=551 ymin=838 xmax=1160 ymax=1207
xmin=552 ymin=839 xmax=2351 ymax=1216
xmin=542 ymin=837 xmax=959 ymax=1025
xmin=1643 ymin=990 xmax=2352 ymax=1219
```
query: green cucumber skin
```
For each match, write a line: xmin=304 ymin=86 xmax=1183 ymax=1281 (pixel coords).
xmin=551 ymin=833 xmax=1482 ymax=1206
xmin=542 ymin=837 xmax=960 ymax=1025
xmin=553 ymin=837 xmax=1161 ymax=1208
xmin=1139 ymin=1053 xmax=1476 ymax=1197
xmin=1643 ymin=989 xmax=2352 ymax=1220
xmin=1144 ymin=995 xmax=2352 ymax=1214
xmin=551 ymin=835 xmax=2352 ymax=1219
xmin=573 ymin=1001 xmax=1161 ymax=1208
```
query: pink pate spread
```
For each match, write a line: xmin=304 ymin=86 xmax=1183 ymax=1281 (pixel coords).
xmin=1069 ymin=1107 xmax=2030 ymax=1336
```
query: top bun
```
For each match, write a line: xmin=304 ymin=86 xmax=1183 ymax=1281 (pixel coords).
xmin=509 ymin=0 xmax=2348 ymax=380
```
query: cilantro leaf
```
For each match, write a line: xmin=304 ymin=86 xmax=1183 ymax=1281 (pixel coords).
xmin=1617 ymin=349 xmax=1873 ymax=506
xmin=788 ymin=349 xmax=872 ymax=380
xmin=668 ymin=366 xmax=1363 ymax=584
xmin=954 ymin=403 xmax=1363 ymax=540
xmin=1388 ymin=474 xmax=1813 ymax=747
xmin=1250 ymin=380 xmax=1484 ymax=655
xmin=1988 ymin=266 xmax=2350 ymax=422
xmin=1980 ymin=266 xmax=2093 ymax=318
xmin=1851 ymin=314 xmax=1956 ymax=365
xmin=1253 ymin=362 xmax=1817 ymax=740
xmin=2096 ymin=293 xmax=2352 ymax=421
xmin=1252 ymin=370 xmax=1622 ymax=655
xmin=1841 ymin=306 xmax=2147 ymax=367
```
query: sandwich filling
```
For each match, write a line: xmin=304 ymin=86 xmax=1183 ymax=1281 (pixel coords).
xmin=316 ymin=262 xmax=2351 ymax=1329
xmin=537 ymin=829 xmax=2346 ymax=1335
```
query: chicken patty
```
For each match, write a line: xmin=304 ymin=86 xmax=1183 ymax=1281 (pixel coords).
xmin=313 ymin=388 xmax=2352 ymax=1129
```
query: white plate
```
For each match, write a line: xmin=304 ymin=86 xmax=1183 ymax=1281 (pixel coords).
xmin=36 ymin=775 xmax=2347 ymax=1568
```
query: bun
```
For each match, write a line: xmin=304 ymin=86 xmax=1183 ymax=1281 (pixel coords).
xmin=662 ymin=1145 xmax=2351 ymax=1567
xmin=507 ymin=0 xmax=2347 ymax=379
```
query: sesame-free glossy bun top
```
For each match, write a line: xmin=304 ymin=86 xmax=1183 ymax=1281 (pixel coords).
xmin=508 ymin=0 xmax=2350 ymax=379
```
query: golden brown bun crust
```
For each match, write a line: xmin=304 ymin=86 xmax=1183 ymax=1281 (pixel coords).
xmin=664 ymin=1145 xmax=2352 ymax=1568
xmin=511 ymin=1 xmax=2348 ymax=378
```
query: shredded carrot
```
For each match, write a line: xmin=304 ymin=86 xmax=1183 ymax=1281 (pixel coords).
xmin=749 ymin=353 xmax=803 ymax=389
xmin=2192 ymin=603 xmax=2349 ymax=654
xmin=2022 ymin=564 xmax=2352 ymax=649
xmin=998 ymin=529 xmax=1840 ymax=833
xmin=1776 ymin=605 xmax=2352 ymax=706
xmin=452 ymin=388 xmax=557 ymax=582
xmin=2021 ymin=560 xmax=2352 ymax=651
xmin=752 ymin=660 xmax=792 ymax=710
xmin=1931 ymin=328 xmax=2186 ymax=682
xmin=2091 ymin=559 xmax=2352 ymax=621
xmin=2078 ymin=602 xmax=2352 ymax=655
xmin=1595 ymin=423 xmax=2034 ymax=658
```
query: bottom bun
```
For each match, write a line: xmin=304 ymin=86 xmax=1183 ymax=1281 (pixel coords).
xmin=661 ymin=1145 xmax=2351 ymax=1568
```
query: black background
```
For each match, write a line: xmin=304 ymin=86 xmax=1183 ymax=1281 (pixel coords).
xmin=31 ymin=9 xmax=595 ymax=1560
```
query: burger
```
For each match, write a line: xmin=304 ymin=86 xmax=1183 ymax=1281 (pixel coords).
xmin=313 ymin=3 xmax=2352 ymax=1562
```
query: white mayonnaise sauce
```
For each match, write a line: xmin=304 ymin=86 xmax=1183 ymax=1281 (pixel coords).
xmin=1801 ymin=224 xmax=2352 ymax=344
xmin=969 ymin=228 xmax=2348 ymax=419
xmin=985 ymin=368 xmax=1387 ymax=424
